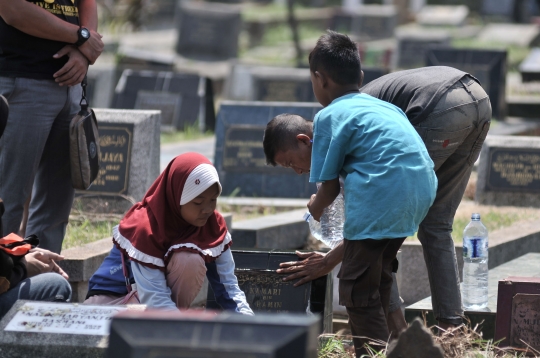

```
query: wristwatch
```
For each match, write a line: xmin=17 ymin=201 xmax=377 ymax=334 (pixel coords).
xmin=75 ymin=27 xmax=90 ymax=47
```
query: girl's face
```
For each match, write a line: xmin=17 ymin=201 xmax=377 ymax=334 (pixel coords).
xmin=180 ymin=183 xmax=220 ymax=227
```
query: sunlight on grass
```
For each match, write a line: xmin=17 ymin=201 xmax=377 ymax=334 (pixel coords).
xmin=63 ymin=218 xmax=117 ymax=250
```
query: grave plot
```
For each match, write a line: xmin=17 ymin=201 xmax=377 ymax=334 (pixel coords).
xmin=331 ymin=5 xmax=397 ymax=42
xmin=395 ymin=28 xmax=451 ymax=69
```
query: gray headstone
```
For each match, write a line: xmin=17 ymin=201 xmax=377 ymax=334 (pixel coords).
xmin=175 ymin=0 xmax=242 ymax=61
xmin=206 ymin=250 xmax=333 ymax=334
xmin=214 ymin=101 xmax=321 ymax=198
xmin=232 ymin=209 xmax=309 ymax=249
xmin=0 ymin=301 xmax=139 ymax=358
xmin=251 ymin=68 xmax=315 ymax=103
xmin=387 ymin=318 xmax=444 ymax=358
xmin=86 ymin=62 xmax=116 ymax=109
xmin=478 ymin=24 xmax=540 ymax=48
xmin=482 ymin=0 xmax=539 ymax=23
xmin=82 ymin=109 xmax=160 ymax=203
xmin=107 ymin=310 xmax=320 ymax=358
xmin=426 ymin=48 xmax=507 ymax=120
xmin=416 ymin=5 xmax=469 ymax=26
xmin=476 ymin=135 xmax=540 ymax=207
xmin=395 ymin=28 xmax=451 ymax=69
xmin=113 ymin=69 xmax=215 ymax=131
xmin=520 ymin=48 xmax=540 ymax=83
xmin=331 ymin=5 xmax=397 ymax=41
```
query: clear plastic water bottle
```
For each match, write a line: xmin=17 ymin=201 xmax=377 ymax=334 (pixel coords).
xmin=462 ymin=213 xmax=489 ymax=310
xmin=303 ymin=192 xmax=345 ymax=249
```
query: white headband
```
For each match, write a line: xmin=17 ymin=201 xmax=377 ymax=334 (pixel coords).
xmin=180 ymin=163 xmax=222 ymax=205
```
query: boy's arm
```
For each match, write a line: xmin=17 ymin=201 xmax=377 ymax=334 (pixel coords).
xmin=307 ymin=177 xmax=340 ymax=221
xmin=277 ymin=241 xmax=344 ymax=286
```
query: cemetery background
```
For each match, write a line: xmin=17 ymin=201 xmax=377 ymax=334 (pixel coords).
xmin=6 ymin=0 xmax=539 ymax=356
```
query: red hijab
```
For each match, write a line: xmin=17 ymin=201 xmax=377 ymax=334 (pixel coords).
xmin=113 ymin=153 xmax=230 ymax=271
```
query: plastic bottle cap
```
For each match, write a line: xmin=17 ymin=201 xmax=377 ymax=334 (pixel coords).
xmin=303 ymin=212 xmax=311 ymax=222
xmin=471 ymin=213 xmax=481 ymax=220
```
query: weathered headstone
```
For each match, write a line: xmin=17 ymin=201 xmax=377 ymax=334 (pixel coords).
xmin=232 ymin=209 xmax=309 ymax=249
xmin=416 ymin=5 xmax=469 ymax=26
xmin=251 ymin=68 xmax=315 ymax=103
xmin=214 ymin=101 xmax=320 ymax=198
xmin=495 ymin=277 xmax=540 ymax=351
xmin=0 ymin=301 xmax=133 ymax=358
xmin=175 ymin=0 xmax=242 ymax=61
xmin=395 ymin=28 xmax=451 ymax=69
xmin=82 ymin=109 xmax=160 ymax=204
xmin=478 ymin=24 xmax=540 ymax=48
xmin=113 ymin=69 xmax=216 ymax=131
xmin=426 ymin=48 xmax=507 ymax=120
xmin=206 ymin=250 xmax=333 ymax=333
xmin=331 ymin=5 xmax=397 ymax=41
xmin=476 ymin=135 xmax=540 ymax=207
xmin=107 ymin=310 xmax=319 ymax=358
xmin=520 ymin=48 xmax=540 ymax=83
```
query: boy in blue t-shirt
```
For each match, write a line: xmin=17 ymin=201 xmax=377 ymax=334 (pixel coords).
xmin=263 ymin=31 xmax=437 ymax=356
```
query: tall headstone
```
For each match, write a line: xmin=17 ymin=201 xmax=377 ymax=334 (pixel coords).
xmin=476 ymin=135 xmax=540 ymax=208
xmin=107 ymin=310 xmax=319 ymax=358
xmin=175 ymin=0 xmax=242 ymax=61
xmin=331 ymin=5 xmax=397 ymax=41
xmin=395 ymin=28 xmax=450 ymax=69
xmin=113 ymin=69 xmax=216 ymax=131
xmin=426 ymin=48 xmax=507 ymax=120
xmin=214 ymin=101 xmax=321 ymax=198
xmin=0 ymin=301 xmax=132 ymax=358
xmin=82 ymin=109 xmax=160 ymax=204
xmin=206 ymin=250 xmax=333 ymax=333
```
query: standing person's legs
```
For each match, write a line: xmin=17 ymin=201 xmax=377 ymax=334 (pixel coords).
xmin=414 ymin=76 xmax=491 ymax=326
xmin=339 ymin=238 xmax=405 ymax=357
xmin=0 ymin=78 xmax=70 ymax=246
xmin=166 ymin=251 xmax=207 ymax=308
xmin=25 ymin=82 xmax=81 ymax=253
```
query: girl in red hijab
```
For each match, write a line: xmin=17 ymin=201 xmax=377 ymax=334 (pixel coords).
xmin=85 ymin=153 xmax=253 ymax=314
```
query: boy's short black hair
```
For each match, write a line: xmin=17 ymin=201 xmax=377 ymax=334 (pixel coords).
xmin=309 ymin=30 xmax=361 ymax=86
xmin=263 ymin=114 xmax=312 ymax=166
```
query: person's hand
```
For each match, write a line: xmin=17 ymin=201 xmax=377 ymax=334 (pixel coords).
xmin=77 ymin=29 xmax=103 ymax=65
xmin=52 ymin=45 xmax=88 ymax=87
xmin=24 ymin=248 xmax=69 ymax=280
xmin=307 ymin=194 xmax=324 ymax=222
xmin=276 ymin=251 xmax=332 ymax=287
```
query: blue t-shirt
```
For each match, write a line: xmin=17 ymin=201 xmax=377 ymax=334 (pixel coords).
xmin=310 ymin=93 xmax=437 ymax=240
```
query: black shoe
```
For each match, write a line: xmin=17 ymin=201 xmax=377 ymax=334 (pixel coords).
xmin=0 ymin=95 xmax=8 ymax=140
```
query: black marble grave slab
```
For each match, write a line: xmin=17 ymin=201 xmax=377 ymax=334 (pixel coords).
xmin=361 ymin=67 xmax=389 ymax=87
xmin=482 ymin=0 xmax=538 ymax=23
xmin=252 ymin=73 xmax=315 ymax=103
xmin=331 ymin=5 xmax=397 ymax=41
xmin=485 ymin=147 xmax=540 ymax=193
xmin=175 ymin=0 xmax=242 ymax=61
xmin=206 ymin=250 xmax=333 ymax=333
xmin=214 ymin=101 xmax=321 ymax=198
xmin=107 ymin=310 xmax=319 ymax=358
xmin=426 ymin=48 xmax=507 ymax=119
xmin=135 ymin=91 xmax=183 ymax=130
xmin=520 ymin=48 xmax=540 ymax=83
xmin=113 ymin=69 xmax=216 ymax=131
xmin=396 ymin=30 xmax=451 ymax=69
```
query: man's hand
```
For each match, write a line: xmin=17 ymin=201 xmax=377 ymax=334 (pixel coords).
xmin=276 ymin=251 xmax=333 ymax=287
xmin=53 ymin=45 xmax=88 ymax=86
xmin=77 ymin=29 xmax=103 ymax=65
xmin=24 ymin=248 xmax=69 ymax=280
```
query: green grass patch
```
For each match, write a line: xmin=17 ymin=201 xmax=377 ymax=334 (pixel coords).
xmin=160 ymin=123 xmax=214 ymax=145
xmin=63 ymin=217 xmax=118 ymax=250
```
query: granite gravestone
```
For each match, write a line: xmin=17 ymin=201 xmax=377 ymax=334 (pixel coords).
xmin=106 ymin=310 xmax=319 ymax=358
xmin=520 ymin=48 xmax=540 ymax=83
xmin=0 ymin=301 xmax=129 ymax=358
xmin=426 ymin=48 xmax=507 ymax=120
xmin=82 ymin=109 xmax=160 ymax=204
xmin=476 ymin=135 xmax=540 ymax=208
xmin=113 ymin=69 xmax=215 ymax=131
xmin=206 ymin=250 xmax=333 ymax=333
xmin=252 ymin=69 xmax=315 ymax=103
xmin=214 ymin=101 xmax=321 ymax=198
xmin=416 ymin=5 xmax=469 ymax=26
xmin=395 ymin=28 xmax=450 ymax=69
xmin=495 ymin=277 xmax=540 ymax=351
xmin=175 ymin=0 xmax=242 ymax=61
xmin=331 ymin=5 xmax=397 ymax=41
xmin=361 ymin=67 xmax=389 ymax=87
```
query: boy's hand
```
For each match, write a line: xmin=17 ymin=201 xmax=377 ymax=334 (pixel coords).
xmin=307 ymin=194 xmax=324 ymax=222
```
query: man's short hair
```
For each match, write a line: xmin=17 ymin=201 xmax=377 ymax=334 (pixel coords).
xmin=263 ymin=114 xmax=312 ymax=166
xmin=309 ymin=30 xmax=361 ymax=86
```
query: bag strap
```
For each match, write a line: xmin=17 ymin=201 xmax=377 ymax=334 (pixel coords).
xmin=120 ymin=251 xmax=132 ymax=293
xmin=80 ymin=75 xmax=89 ymax=112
